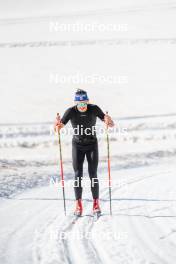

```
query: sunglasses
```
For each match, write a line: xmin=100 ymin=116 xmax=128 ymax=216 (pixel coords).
xmin=77 ymin=102 xmax=87 ymax=108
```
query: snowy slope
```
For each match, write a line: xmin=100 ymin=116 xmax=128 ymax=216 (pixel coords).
xmin=1 ymin=113 xmax=176 ymax=263
xmin=1 ymin=163 xmax=176 ymax=264
xmin=0 ymin=0 xmax=176 ymax=123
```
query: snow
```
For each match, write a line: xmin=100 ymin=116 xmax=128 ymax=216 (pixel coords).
xmin=1 ymin=0 xmax=176 ymax=263
xmin=1 ymin=163 xmax=176 ymax=263
xmin=1 ymin=113 xmax=176 ymax=263
xmin=0 ymin=0 xmax=176 ymax=123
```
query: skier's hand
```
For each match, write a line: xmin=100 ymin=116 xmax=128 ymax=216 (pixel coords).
xmin=104 ymin=114 xmax=114 ymax=127
xmin=54 ymin=113 xmax=64 ymax=132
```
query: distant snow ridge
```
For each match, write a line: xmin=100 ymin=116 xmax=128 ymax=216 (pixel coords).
xmin=0 ymin=116 xmax=176 ymax=148
xmin=1 ymin=115 xmax=176 ymax=198
xmin=0 ymin=38 xmax=176 ymax=48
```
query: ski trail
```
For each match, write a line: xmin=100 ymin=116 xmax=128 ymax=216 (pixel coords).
xmin=57 ymin=211 xmax=103 ymax=263
xmin=1 ymin=165 xmax=176 ymax=263
xmin=74 ymin=216 xmax=103 ymax=263
xmin=33 ymin=188 xmax=107 ymax=263
xmin=51 ymin=188 xmax=110 ymax=264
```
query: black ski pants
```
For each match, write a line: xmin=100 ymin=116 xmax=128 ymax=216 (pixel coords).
xmin=72 ymin=138 xmax=99 ymax=200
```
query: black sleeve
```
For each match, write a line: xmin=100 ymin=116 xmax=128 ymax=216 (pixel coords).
xmin=95 ymin=105 xmax=105 ymax=121
xmin=61 ymin=107 xmax=72 ymax=125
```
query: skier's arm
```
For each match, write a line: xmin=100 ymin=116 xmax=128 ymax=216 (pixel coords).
xmin=54 ymin=108 xmax=72 ymax=132
xmin=61 ymin=107 xmax=72 ymax=125
xmin=95 ymin=105 xmax=114 ymax=127
xmin=95 ymin=105 xmax=105 ymax=121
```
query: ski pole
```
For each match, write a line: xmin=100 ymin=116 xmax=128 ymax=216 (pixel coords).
xmin=57 ymin=113 xmax=66 ymax=216
xmin=105 ymin=111 xmax=112 ymax=215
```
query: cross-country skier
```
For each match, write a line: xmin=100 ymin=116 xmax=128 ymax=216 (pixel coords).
xmin=54 ymin=89 xmax=114 ymax=216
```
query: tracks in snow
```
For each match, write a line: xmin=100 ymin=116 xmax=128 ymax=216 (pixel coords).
xmin=1 ymin=164 xmax=176 ymax=264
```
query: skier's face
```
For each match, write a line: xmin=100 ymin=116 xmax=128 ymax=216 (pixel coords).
xmin=76 ymin=101 xmax=88 ymax=112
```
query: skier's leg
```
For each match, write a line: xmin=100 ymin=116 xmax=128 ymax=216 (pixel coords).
xmin=72 ymin=141 xmax=85 ymax=200
xmin=86 ymin=141 xmax=99 ymax=199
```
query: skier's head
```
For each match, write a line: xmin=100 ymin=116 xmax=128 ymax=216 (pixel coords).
xmin=74 ymin=89 xmax=89 ymax=112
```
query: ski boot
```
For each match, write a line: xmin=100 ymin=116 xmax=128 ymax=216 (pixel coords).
xmin=74 ymin=198 xmax=83 ymax=217
xmin=93 ymin=198 xmax=101 ymax=215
